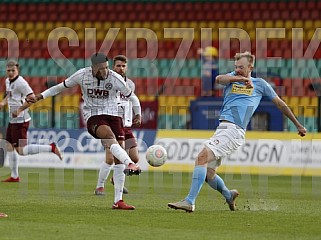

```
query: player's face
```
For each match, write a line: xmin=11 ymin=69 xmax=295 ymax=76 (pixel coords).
xmin=92 ymin=62 xmax=109 ymax=80
xmin=6 ymin=66 xmax=19 ymax=80
xmin=234 ymin=58 xmax=253 ymax=77
xmin=113 ymin=60 xmax=127 ymax=77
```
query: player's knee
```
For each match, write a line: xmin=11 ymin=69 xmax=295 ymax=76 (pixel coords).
xmin=114 ymin=159 xmax=122 ymax=164
xmin=15 ymin=147 xmax=24 ymax=155
xmin=105 ymin=155 xmax=115 ymax=165
xmin=101 ymin=138 xmax=117 ymax=149
xmin=196 ymin=148 xmax=209 ymax=165
xmin=205 ymin=167 xmax=216 ymax=181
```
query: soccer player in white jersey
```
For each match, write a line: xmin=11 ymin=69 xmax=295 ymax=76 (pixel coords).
xmin=95 ymin=55 xmax=140 ymax=196
xmin=0 ymin=60 xmax=62 ymax=183
xmin=168 ymin=51 xmax=306 ymax=212
xmin=17 ymin=53 xmax=141 ymax=210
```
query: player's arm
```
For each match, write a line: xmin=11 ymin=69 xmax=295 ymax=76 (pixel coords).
xmin=127 ymin=93 xmax=141 ymax=127
xmin=12 ymin=93 xmax=35 ymax=118
xmin=216 ymin=74 xmax=253 ymax=88
xmin=15 ymin=79 xmax=74 ymax=117
xmin=118 ymin=77 xmax=141 ymax=126
xmin=272 ymin=96 xmax=306 ymax=137
xmin=28 ymin=73 xmax=79 ymax=104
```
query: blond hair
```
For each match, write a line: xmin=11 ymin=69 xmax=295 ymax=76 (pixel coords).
xmin=234 ymin=52 xmax=255 ymax=67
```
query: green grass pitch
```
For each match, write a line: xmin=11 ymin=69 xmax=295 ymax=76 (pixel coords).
xmin=1 ymin=167 xmax=321 ymax=240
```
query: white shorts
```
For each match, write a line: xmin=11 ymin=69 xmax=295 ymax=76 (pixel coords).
xmin=204 ymin=122 xmax=245 ymax=169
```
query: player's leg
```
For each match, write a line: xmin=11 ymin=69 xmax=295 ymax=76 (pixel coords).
xmin=87 ymin=115 xmax=138 ymax=169
xmin=1 ymin=124 xmax=20 ymax=182
xmin=123 ymin=128 xmax=140 ymax=176
xmin=168 ymin=123 xmax=244 ymax=212
xmin=11 ymin=122 xmax=62 ymax=160
xmin=203 ymin=124 xmax=244 ymax=210
xmin=16 ymin=143 xmax=62 ymax=160
xmin=112 ymin=157 xmax=135 ymax=210
xmin=205 ymin=167 xmax=239 ymax=211
xmin=168 ymin=146 xmax=212 ymax=212
xmin=2 ymin=143 xmax=20 ymax=182
xmin=110 ymin=130 xmax=138 ymax=194
xmin=95 ymin=149 xmax=114 ymax=195
xmin=113 ymin=131 xmax=139 ymax=194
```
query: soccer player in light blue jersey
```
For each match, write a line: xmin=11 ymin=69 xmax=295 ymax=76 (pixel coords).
xmin=168 ymin=51 xmax=306 ymax=212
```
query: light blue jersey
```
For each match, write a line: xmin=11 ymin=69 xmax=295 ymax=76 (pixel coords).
xmin=219 ymin=72 xmax=277 ymax=130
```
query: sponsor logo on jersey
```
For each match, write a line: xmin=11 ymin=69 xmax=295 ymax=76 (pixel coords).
xmin=231 ymin=84 xmax=253 ymax=96
xmin=87 ymin=89 xmax=109 ymax=98
xmin=105 ymin=83 xmax=113 ymax=90
xmin=208 ymin=139 xmax=219 ymax=146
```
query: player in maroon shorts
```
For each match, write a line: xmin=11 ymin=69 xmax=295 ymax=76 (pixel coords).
xmin=0 ymin=60 xmax=62 ymax=183
xmin=94 ymin=55 xmax=140 ymax=196
xmin=16 ymin=53 xmax=141 ymax=210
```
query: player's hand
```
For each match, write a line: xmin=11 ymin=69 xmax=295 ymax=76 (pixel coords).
xmin=25 ymin=95 xmax=37 ymax=103
xmin=0 ymin=102 xmax=5 ymax=110
xmin=12 ymin=110 xmax=19 ymax=118
xmin=26 ymin=94 xmax=42 ymax=103
xmin=297 ymin=126 xmax=307 ymax=137
xmin=243 ymin=78 xmax=253 ymax=88
xmin=132 ymin=114 xmax=141 ymax=127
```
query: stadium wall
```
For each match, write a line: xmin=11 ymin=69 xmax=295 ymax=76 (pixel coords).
xmin=154 ymin=130 xmax=321 ymax=177
xmin=1 ymin=128 xmax=320 ymax=177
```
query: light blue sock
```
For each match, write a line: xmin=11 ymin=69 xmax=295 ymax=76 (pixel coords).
xmin=185 ymin=166 xmax=207 ymax=205
xmin=206 ymin=174 xmax=231 ymax=200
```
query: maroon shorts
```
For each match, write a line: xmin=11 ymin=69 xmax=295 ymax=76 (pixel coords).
xmin=6 ymin=122 xmax=30 ymax=147
xmin=87 ymin=115 xmax=125 ymax=141
xmin=124 ymin=127 xmax=137 ymax=149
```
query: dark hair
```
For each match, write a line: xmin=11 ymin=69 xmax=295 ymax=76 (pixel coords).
xmin=6 ymin=60 xmax=19 ymax=68
xmin=113 ymin=55 xmax=127 ymax=63
xmin=91 ymin=53 xmax=108 ymax=65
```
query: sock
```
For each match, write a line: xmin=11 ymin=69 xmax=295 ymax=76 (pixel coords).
xmin=22 ymin=144 xmax=51 ymax=155
xmin=110 ymin=144 xmax=134 ymax=166
xmin=206 ymin=174 xmax=232 ymax=200
xmin=8 ymin=151 xmax=19 ymax=178
xmin=96 ymin=162 xmax=112 ymax=188
xmin=185 ymin=166 xmax=207 ymax=205
xmin=113 ymin=164 xmax=125 ymax=203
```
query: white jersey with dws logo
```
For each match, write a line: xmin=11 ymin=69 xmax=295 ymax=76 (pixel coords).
xmin=41 ymin=68 xmax=133 ymax=122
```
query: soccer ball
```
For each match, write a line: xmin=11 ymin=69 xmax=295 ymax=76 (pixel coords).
xmin=145 ymin=145 xmax=167 ymax=167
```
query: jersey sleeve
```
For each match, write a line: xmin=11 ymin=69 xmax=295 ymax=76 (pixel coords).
xmin=63 ymin=69 xmax=84 ymax=88
xmin=127 ymin=79 xmax=136 ymax=93
xmin=20 ymin=79 xmax=34 ymax=96
xmin=262 ymin=79 xmax=278 ymax=100
xmin=42 ymin=69 xmax=83 ymax=99
xmin=116 ymin=75 xmax=132 ymax=97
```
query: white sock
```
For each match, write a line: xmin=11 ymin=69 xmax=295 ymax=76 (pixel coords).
xmin=113 ymin=164 xmax=125 ymax=203
xmin=8 ymin=151 xmax=19 ymax=178
xmin=96 ymin=162 xmax=112 ymax=188
xmin=22 ymin=144 xmax=51 ymax=155
xmin=110 ymin=144 xmax=134 ymax=166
